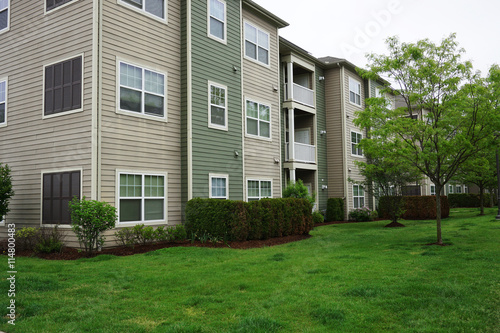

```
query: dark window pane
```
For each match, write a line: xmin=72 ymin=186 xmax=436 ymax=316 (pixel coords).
xmin=245 ymin=41 xmax=256 ymax=59
xmin=144 ymin=93 xmax=163 ymax=116
xmin=72 ymin=57 xmax=82 ymax=81
xmin=120 ymin=199 xmax=142 ymax=222
xmin=61 ymin=198 xmax=71 ymax=224
xmin=45 ymin=67 xmax=53 ymax=89
xmin=0 ymin=9 xmax=8 ymax=31
xmin=120 ymin=87 xmax=142 ymax=112
xmin=42 ymin=171 xmax=80 ymax=225
xmin=52 ymin=174 xmax=61 ymax=197
xmin=145 ymin=199 xmax=163 ymax=220
xmin=72 ymin=83 xmax=81 ymax=109
xmin=0 ymin=104 xmax=5 ymax=123
xmin=53 ymin=87 xmax=63 ymax=112
xmin=61 ymin=173 xmax=70 ymax=197
xmin=71 ymin=172 xmax=80 ymax=198
xmin=47 ymin=0 xmax=75 ymax=11
xmin=63 ymin=60 xmax=72 ymax=84
xmin=124 ymin=0 xmax=143 ymax=9
xmin=145 ymin=0 xmax=164 ymax=19
xmin=63 ymin=86 xmax=72 ymax=110
xmin=258 ymin=47 xmax=268 ymax=64
xmin=54 ymin=64 xmax=62 ymax=87
xmin=45 ymin=91 xmax=53 ymax=115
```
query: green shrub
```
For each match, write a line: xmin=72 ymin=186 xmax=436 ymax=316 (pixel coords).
xmin=114 ymin=227 xmax=136 ymax=247
xmin=326 ymin=198 xmax=345 ymax=221
xmin=312 ymin=211 xmax=324 ymax=224
xmin=169 ymin=224 xmax=187 ymax=241
xmin=132 ymin=224 xmax=155 ymax=245
xmin=15 ymin=227 xmax=40 ymax=251
xmin=448 ymin=193 xmax=492 ymax=208
xmin=379 ymin=196 xmax=449 ymax=220
xmin=282 ymin=179 xmax=315 ymax=206
xmin=34 ymin=226 xmax=65 ymax=254
xmin=69 ymin=197 xmax=117 ymax=255
xmin=0 ymin=163 xmax=14 ymax=221
xmin=348 ymin=207 xmax=376 ymax=222
xmin=185 ymin=198 xmax=313 ymax=241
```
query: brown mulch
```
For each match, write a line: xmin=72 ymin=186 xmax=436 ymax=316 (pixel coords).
xmin=384 ymin=221 xmax=406 ymax=228
xmin=9 ymin=220 xmax=366 ymax=260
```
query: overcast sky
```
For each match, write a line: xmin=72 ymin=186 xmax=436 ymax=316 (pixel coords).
xmin=256 ymin=0 xmax=500 ymax=81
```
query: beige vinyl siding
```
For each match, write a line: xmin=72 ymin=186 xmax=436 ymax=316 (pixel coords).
xmin=99 ymin=0 xmax=182 ymax=226
xmin=0 ymin=0 xmax=94 ymax=240
xmin=325 ymin=67 xmax=344 ymax=199
xmin=242 ymin=9 xmax=281 ymax=199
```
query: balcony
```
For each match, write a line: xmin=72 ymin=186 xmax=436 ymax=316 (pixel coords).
xmin=285 ymin=83 xmax=315 ymax=108
xmin=285 ymin=142 xmax=316 ymax=163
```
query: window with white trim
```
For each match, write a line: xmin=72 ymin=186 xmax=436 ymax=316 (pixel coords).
xmin=349 ymin=77 xmax=361 ymax=106
xmin=210 ymin=174 xmax=228 ymax=199
xmin=46 ymin=0 xmax=75 ymax=11
xmin=353 ymin=184 xmax=365 ymax=209
xmin=456 ymin=185 xmax=462 ymax=193
xmin=42 ymin=170 xmax=81 ymax=225
xmin=244 ymin=22 xmax=269 ymax=65
xmin=209 ymin=82 xmax=227 ymax=129
xmin=119 ymin=61 xmax=166 ymax=118
xmin=44 ymin=56 xmax=82 ymax=116
xmin=448 ymin=185 xmax=453 ymax=194
xmin=0 ymin=0 xmax=9 ymax=33
xmin=246 ymin=100 xmax=270 ymax=138
xmin=119 ymin=173 xmax=166 ymax=223
xmin=247 ymin=180 xmax=272 ymax=201
xmin=119 ymin=0 xmax=166 ymax=20
xmin=0 ymin=79 xmax=6 ymax=125
xmin=208 ymin=0 xmax=225 ymax=42
xmin=430 ymin=185 xmax=436 ymax=195
xmin=351 ymin=131 xmax=363 ymax=156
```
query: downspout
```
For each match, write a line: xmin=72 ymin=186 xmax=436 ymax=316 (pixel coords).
xmin=187 ymin=0 xmax=193 ymax=200
xmin=339 ymin=64 xmax=348 ymax=217
xmin=91 ymin=0 xmax=102 ymax=200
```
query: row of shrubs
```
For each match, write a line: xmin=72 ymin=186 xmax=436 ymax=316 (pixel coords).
xmin=379 ymin=195 xmax=450 ymax=220
xmin=448 ymin=193 xmax=496 ymax=208
xmin=185 ymin=197 xmax=314 ymax=241
xmin=114 ymin=224 xmax=187 ymax=247
xmin=15 ymin=226 xmax=66 ymax=253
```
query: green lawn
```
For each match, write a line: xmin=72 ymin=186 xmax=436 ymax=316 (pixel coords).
xmin=1 ymin=208 xmax=499 ymax=332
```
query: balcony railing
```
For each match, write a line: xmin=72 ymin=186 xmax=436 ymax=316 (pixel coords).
xmin=284 ymin=83 xmax=314 ymax=107
xmin=285 ymin=142 xmax=316 ymax=163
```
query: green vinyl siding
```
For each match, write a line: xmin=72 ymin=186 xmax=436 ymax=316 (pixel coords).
xmin=190 ymin=0 xmax=243 ymax=200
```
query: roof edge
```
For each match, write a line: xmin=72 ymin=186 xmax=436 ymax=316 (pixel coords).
xmin=242 ymin=0 xmax=289 ymax=28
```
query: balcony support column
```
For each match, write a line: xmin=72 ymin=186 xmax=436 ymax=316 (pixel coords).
xmin=288 ymin=108 xmax=295 ymax=161
xmin=287 ymin=61 xmax=294 ymax=101
xmin=289 ymin=168 xmax=296 ymax=183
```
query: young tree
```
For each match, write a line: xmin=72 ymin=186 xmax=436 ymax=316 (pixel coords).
xmin=0 ymin=163 xmax=14 ymax=221
xmin=356 ymin=34 xmax=499 ymax=245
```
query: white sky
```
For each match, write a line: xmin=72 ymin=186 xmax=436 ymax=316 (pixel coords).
xmin=256 ymin=0 xmax=500 ymax=79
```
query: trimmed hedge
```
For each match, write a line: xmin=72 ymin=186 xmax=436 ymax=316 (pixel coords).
xmin=448 ymin=193 xmax=492 ymax=208
xmin=185 ymin=198 xmax=313 ymax=241
xmin=379 ymin=196 xmax=449 ymax=220
xmin=325 ymin=198 xmax=345 ymax=222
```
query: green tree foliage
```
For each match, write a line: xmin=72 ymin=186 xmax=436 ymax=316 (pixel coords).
xmin=282 ymin=179 xmax=315 ymax=206
xmin=356 ymin=34 xmax=499 ymax=244
xmin=69 ymin=197 xmax=117 ymax=256
xmin=0 ymin=163 xmax=14 ymax=220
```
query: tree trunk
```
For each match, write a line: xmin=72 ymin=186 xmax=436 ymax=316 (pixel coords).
xmin=435 ymin=184 xmax=443 ymax=245
xmin=479 ymin=186 xmax=485 ymax=215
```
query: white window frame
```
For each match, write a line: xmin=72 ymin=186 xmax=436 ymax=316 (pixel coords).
xmin=430 ymin=185 xmax=436 ymax=195
xmin=349 ymin=77 xmax=362 ymax=106
xmin=209 ymin=174 xmax=228 ymax=199
xmin=456 ymin=185 xmax=462 ymax=194
xmin=351 ymin=130 xmax=363 ymax=157
xmin=244 ymin=21 xmax=270 ymax=67
xmin=117 ymin=0 xmax=167 ymax=24
xmin=353 ymin=184 xmax=365 ymax=209
xmin=0 ymin=77 xmax=7 ymax=127
xmin=0 ymin=0 xmax=10 ymax=34
xmin=448 ymin=185 xmax=454 ymax=194
xmin=247 ymin=179 xmax=272 ymax=201
xmin=116 ymin=170 xmax=168 ymax=226
xmin=208 ymin=81 xmax=228 ymax=131
xmin=245 ymin=98 xmax=271 ymax=140
xmin=42 ymin=54 xmax=85 ymax=119
xmin=45 ymin=0 xmax=80 ymax=14
xmin=40 ymin=167 xmax=83 ymax=228
xmin=117 ymin=59 xmax=167 ymax=122
xmin=207 ymin=0 xmax=226 ymax=44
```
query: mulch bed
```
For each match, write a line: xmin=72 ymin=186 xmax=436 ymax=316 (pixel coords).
xmin=8 ymin=220 xmax=371 ymax=260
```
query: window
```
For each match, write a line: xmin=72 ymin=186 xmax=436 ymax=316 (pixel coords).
xmin=42 ymin=170 xmax=81 ymax=225
xmin=46 ymin=0 xmax=75 ymax=11
xmin=247 ymin=180 xmax=272 ymax=201
xmin=210 ymin=174 xmax=228 ymax=199
xmin=119 ymin=62 xmax=166 ymax=119
xmin=244 ymin=22 xmax=269 ymax=65
xmin=208 ymin=0 xmax=225 ymax=42
xmin=349 ymin=77 xmax=361 ymax=106
xmin=246 ymin=100 xmax=270 ymax=138
xmin=448 ymin=185 xmax=453 ymax=194
xmin=353 ymin=185 xmax=365 ymax=209
xmin=0 ymin=0 xmax=9 ymax=33
xmin=351 ymin=131 xmax=363 ymax=156
xmin=208 ymin=82 xmax=227 ymax=130
xmin=0 ymin=78 xmax=6 ymax=125
xmin=456 ymin=185 xmax=462 ymax=194
xmin=44 ymin=56 xmax=82 ymax=116
xmin=430 ymin=185 xmax=436 ymax=195
xmin=119 ymin=0 xmax=166 ymax=20
xmin=118 ymin=172 xmax=166 ymax=224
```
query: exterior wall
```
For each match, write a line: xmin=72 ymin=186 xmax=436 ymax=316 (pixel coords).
xmin=0 ymin=1 xmax=94 ymax=239
xmin=190 ymin=0 xmax=243 ymax=200
xmin=99 ymin=0 xmax=183 ymax=232
xmin=241 ymin=8 xmax=281 ymax=200
xmin=315 ymin=67 xmax=328 ymax=211
xmin=324 ymin=67 xmax=344 ymax=200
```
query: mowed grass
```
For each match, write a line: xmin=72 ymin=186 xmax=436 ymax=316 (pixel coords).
xmin=1 ymin=208 xmax=499 ymax=332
